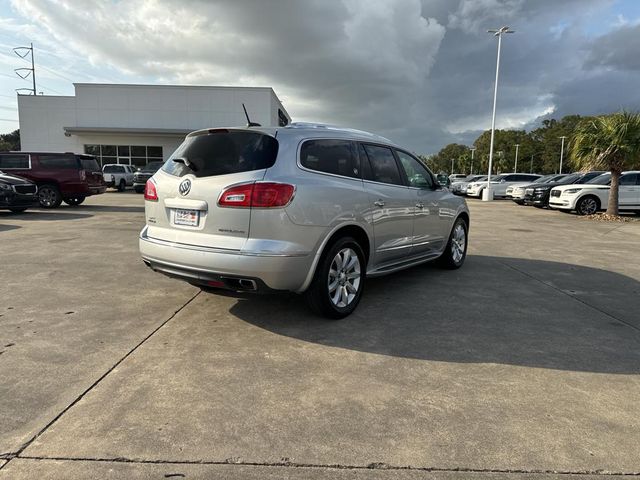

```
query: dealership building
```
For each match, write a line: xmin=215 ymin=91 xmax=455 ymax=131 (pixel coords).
xmin=17 ymin=83 xmax=291 ymax=167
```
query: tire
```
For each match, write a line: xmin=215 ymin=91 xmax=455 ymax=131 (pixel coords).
xmin=8 ymin=207 xmax=28 ymax=213
xmin=63 ymin=196 xmax=85 ymax=206
xmin=513 ymin=200 xmax=524 ymax=205
xmin=118 ymin=179 xmax=126 ymax=192
xmin=38 ymin=184 xmax=62 ymax=208
xmin=576 ymin=196 xmax=600 ymax=216
xmin=437 ymin=216 xmax=468 ymax=270
xmin=134 ymin=186 xmax=145 ymax=194
xmin=304 ymin=236 xmax=366 ymax=319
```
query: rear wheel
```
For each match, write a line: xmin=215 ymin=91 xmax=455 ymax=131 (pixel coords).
xmin=305 ymin=236 xmax=365 ymax=319
xmin=118 ymin=179 xmax=126 ymax=192
xmin=576 ymin=196 xmax=600 ymax=216
xmin=63 ymin=196 xmax=85 ymax=206
xmin=38 ymin=184 xmax=62 ymax=208
xmin=438 ymin=217 xmax=468 ymax=269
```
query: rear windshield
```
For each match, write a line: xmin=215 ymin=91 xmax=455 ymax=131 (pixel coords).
xmin=80 ymin=158 xmax=100 ymax=171
xmin=103 ymin=165 xmax=122 ymax=173
xmin=140 ymin=161 xmax=164 ymax=173
xmin=162 ymin=131 xmax=279 ymax=178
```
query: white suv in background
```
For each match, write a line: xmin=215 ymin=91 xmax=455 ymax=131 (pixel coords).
xmin=549 ymin=171 xmax=640 ymax=215
xmin=466 ymin=173 xmax=541 ymax=198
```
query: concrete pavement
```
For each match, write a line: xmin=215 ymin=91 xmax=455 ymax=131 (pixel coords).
xmin=1 ymin=194 xmax=639 ymax=479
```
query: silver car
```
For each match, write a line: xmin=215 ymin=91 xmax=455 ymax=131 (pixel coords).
xmin=139 ymin=123 xmax=470 ymax=318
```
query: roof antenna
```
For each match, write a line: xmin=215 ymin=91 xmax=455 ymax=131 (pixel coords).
xmin=242 ymin=103 xmax=261 ymax=127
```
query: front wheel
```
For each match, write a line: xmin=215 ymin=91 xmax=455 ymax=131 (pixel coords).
xmin=38 ymin=184 xmax=62 ymax=208
xmin=576 ymin=196 xmax=600 ymax=216
xmin=305 ymin=237 xmax=365 ymax=319
xmin=438 ymin=217 xmax=468 ymax=269
xmin=63 ymin=196 xmax=85 ymax=206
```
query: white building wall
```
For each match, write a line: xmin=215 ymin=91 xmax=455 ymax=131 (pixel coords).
xmin=18 ymin=84 xmax=290 ymax=161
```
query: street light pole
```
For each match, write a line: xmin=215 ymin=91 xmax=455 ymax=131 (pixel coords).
xmin=451 ymin=158 xmax=454 ymax=175
xmin=558 ymin=136 xmax=566 ymax=174
xmin=484 ymin=26 xmax=514 ymax=201
xmin=514 ymin=144 xmax=519 ymax=173
xmin=470 ymin=148 xmax=476 ymax=175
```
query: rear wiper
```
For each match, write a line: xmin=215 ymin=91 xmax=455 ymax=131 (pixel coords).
xmin=172 ymin=157 xmax=198 ymax=172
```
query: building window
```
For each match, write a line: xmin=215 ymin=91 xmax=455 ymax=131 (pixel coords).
xmin=84 ymin=144 xmax=163 ymax=167
xmin=278 ymin=108 xmax=289 ymax=127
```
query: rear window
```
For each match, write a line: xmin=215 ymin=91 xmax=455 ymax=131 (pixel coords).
xmin=38 ymin=155 xmax=78 ymax=169
xmin=300 ymin=140 xmax=359 ymax=179
xmin=0 ymin=154 xmax=29 ymax=169
xmin=80 ymin=158 xmax=100 ymax=171
xmin=162 ymin=131 xmax=278 ymax=178
xmin=103 ymin=165 xmax=123 ymax=173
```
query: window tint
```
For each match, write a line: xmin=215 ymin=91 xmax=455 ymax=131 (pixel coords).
xmin=0 ymin=154 xmax=29 ymax=169
xmin=79 ymin=157 xmax=100 ymax=171
xmin=396 ymin=150 xmax=433 ymax=188
xmin=38 ymin=155 xmax=78 ymax=169
xmin=300 ymin=140 xmax=359 ymax=179
xmin=362 ymin=144 xmax=403 ymax=186
xmin=162 ymin=131 xmax=278 ymax=178
xmin=587 ymin=173 xmax=611 ymax=185
xmin=577 ymin=172 xmax=604 ymax=184
xmin=620 ymin=173 xmax=638 ymax=186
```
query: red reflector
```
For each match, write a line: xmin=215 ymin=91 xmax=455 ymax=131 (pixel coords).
xmin=144 ymin=179 xmax=158 ymax=201
xmin=79 ymin=169 xmax=86 ymax=181
xmin=207 ymin=280 xmax=226 ymax=288
xmin=218 ymin=183 xmax=295 ymax=208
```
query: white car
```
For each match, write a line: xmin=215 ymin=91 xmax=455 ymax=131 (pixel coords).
xmin=103 ymin=164 xmax=137 ymax=191
xmin=451 ymin=175 xmax=486 ymax=195
xmin=466 ymin=173 xmax=541 ymax=198
xmin=549 ymin=171 xmax=640 ymax=215
xmin=506 ymin=174 xmax=567 ymax=204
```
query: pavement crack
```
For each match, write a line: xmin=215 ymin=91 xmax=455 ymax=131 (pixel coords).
xmin=497 ymin=259 xmax=640 ymax=334
xmin=12 ymin=455 xmax=640 ymax=476
xmin=0 ymin=291 xmax=201 ymax=472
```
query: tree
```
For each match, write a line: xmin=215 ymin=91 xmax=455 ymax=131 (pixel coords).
xmin=570 ymin=111 xmax=640 ymax=216
xmin=432 ymin=143 xmax=470 ymax=174
xmin=0 ymin=129 xmax=20 ymax=151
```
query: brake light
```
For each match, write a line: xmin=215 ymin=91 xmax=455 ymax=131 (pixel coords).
xmin=79 ymin=169 xmax=86 ymax=181
xmin=218 ymin=182 xmax=295 ymax=208
xmin=144 ymin=179 xmax=158 ymax=201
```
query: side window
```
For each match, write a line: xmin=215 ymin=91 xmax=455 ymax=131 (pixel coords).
xmin=0 ymin=154 xmax=30 ymax=169
xmin=362 ymin=144 xmax=403 ymax=186
xmin=118 ymin=166 xmax=126 ymax=173
xmin=38 ymin=155 xmax=77 ymax=169
xmin=396 ymin=150 xmax=433 ymax=188
xmin=300 ymin=140 xmax=359 ymax=179
xmin=620 ymin=174 xmax=638 ymax=186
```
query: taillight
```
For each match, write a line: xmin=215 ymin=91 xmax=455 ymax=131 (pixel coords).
xmin=79 ymin=169 xmax=86 ymax=181
xmin=218 ymin=182 xmax=295 ymax=208
xmin=144 ymin=179 xmax=158 ymax=201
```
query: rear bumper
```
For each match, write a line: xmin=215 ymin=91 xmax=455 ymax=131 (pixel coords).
xmin=139 ymin=227 xmax=314 ymax=292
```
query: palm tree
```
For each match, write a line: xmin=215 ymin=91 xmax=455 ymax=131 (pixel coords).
xmin=571 ymin=111 xmax=640 ymax=215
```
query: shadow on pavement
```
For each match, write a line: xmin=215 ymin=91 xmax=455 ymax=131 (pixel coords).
xmin=74 ymin=205 xmax=145 ymax=213
xmin=0 ymin=224 xmax=20 ymax=232
xmin=228 ymin=255 xmax=640 ymax=374
xmin=0 ymin=211 xmax=93 ymax=221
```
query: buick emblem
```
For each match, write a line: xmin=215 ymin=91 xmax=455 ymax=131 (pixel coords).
xmin=178 ymin=179 xmax=191 ymax=196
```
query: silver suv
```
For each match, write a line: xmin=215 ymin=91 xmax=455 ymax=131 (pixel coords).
xmin=139 ymin=124 xmax=470 ymax=318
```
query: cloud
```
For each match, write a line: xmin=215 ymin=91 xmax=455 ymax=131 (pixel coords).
xmin=3 ymin=0 xmax=637 ymax=153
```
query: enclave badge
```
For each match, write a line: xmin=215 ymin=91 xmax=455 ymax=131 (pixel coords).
xmin=178 ymin=179 xmax=191 ymax=196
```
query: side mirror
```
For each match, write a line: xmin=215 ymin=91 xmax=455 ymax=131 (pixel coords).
xmin=500 ymin=179 xmax=506 ymax=183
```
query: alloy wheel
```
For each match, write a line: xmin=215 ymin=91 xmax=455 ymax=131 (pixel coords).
xmin=451 ymin=223 xmax=466 ymax=263
xmin=579 ymin=197 xmax=598 ymax=215
xmin=327 ymin=247 xmax=361 ymax=308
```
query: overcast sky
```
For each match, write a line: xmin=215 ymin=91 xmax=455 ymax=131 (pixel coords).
xmin=1 ymin=0 xmax=640 ymax=153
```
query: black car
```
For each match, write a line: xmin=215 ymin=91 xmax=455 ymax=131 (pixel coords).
xmin=133 ymin=161 xmax=164 ymax=193
xmin=523 ymin=171 xmax=606 ymax=208
xmin=0 ymin=170 xmax=38 ymax=213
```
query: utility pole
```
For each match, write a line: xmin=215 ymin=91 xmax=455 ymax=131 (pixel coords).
xmin=470 ymin=148 xmax=476 ymax=175
xmin=558 ymin=136 xmax=566 ymax=174
xmin=13 ymin=43 xmax=36 ymax=95
xmin=484 ymin=26 xmax=515 ymax=201
xmin=451 ymin=158 xmax=454 ymax=174
xmin=514 ymin=144 xmax=519 ymax=173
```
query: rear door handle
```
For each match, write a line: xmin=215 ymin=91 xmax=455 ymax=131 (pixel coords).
xmin=374 ymin=200 xmax=385 ymax=207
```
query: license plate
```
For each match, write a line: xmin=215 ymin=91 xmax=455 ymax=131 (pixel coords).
xmin=174 ymin=209 xmax=199 ymax=226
